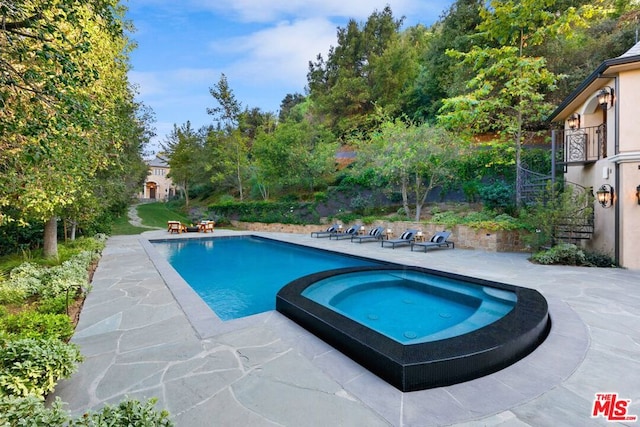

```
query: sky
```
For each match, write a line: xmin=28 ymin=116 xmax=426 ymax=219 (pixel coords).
xmin=125 ymin=0 xmax=454 ymax=153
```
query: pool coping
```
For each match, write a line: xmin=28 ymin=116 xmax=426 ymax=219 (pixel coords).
xmin=139 ymin=232 xmax=590 ymax=424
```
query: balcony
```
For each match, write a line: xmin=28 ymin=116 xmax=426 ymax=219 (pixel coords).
xmin=553 ymin=124 xmax=606 ymax=167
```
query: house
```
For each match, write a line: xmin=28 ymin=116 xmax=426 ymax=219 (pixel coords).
xmin=139 ymin=154 xmax=177 ymax=201
xmin=548 ymin=41 xmax=640 ymax=269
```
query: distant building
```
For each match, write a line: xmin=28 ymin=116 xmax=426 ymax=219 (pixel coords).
xmin=138 ymin=155 xmax=176 ymax=201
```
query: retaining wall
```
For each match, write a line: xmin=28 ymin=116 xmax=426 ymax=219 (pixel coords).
xmin=231 ymin=220 xmax=529 ymax=252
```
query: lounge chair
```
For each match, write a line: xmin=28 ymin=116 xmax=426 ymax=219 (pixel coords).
xmin=411 ymin=231 xmax=454 ymax=252
xmin=381 ymin=229 xmax=417 ymax=249
xmin=351 ymin=226 xmax=384 ymax=243
xmin=329 ymin=224 xmax=362 ymax=240
xmin=167 ymin=221 xmax=186 ymax=234
xmin=311 ymin=224 xmax=339 ymax=238
xmin=199 ymin=220 xmax=215 ymax=233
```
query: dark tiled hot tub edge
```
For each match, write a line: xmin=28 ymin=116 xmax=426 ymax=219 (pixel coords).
xmin=276 ymin=265 xmax=551 ymax=392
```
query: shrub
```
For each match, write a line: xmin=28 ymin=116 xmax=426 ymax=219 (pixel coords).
xmin=0 ymin=396 xmax=174 ymax=427
xmin=583 ymin=251 xmax=617 ymax=268
xmin=0 ymin=311 xmax=74 ymax=341
xmin=3 ymin=250 xmax=95 ymax=300
xmin=479 ymin=180 xmax=515 ymax=213
xmin=73 ymin=397 xmax=173 ymax=427
xmin=431 ymin=210 xmax=524 ymax=231
xmin=0 ymin=338 xmax=83 ymax=398
xmin=37 ymin=296 xmax=71 ymax=315
xmin=531 ymin=243 xmax=586 ymax=265
xmin=531 ymin=244 xmax=618 ymax=267
xmin=0 ymin=395 xmax=71 ymax=425
xmin=0 ymin=285 xmax=26 ymax=305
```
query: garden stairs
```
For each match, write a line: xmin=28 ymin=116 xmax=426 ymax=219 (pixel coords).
xmin=518 ymin=165 xmax=594 ymax=244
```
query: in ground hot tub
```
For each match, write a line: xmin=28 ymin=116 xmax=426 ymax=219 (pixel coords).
xmin=276 ymin=266 xmax=550 ymax=392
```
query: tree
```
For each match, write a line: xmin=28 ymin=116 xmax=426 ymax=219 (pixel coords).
xmin=207 ymin=74 xmax=248 ymax=200
xmin=279 ymin=93 xmax=305 ymax=122
xmin=253 ymin=119 xmax=337 ymax=196
xmin=162 ymin=122 xmax=203 ymax=209
xmin=307 ymin=6 xmax=403 ymax=136
xmin=1 ymin=0 xmax=143 ymax=258
xmin=357 ymin=119 xmax=464 ymax=221
xmin=437 ymin=0 xmax=604 ymax=205
xmin=406 ymin=0 xmax=483 ymax=123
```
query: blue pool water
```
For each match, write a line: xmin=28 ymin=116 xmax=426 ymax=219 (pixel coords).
xmin=302 ymin=270 xmax=516 ymax=344
xmin=152 ymin=236 xmax=383 ymax=320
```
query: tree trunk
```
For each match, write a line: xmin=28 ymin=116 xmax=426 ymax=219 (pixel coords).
xmin=183 ymin=181 xmax=190 ymax=209
xmin=236 ymin=152 xmax=243 ymax=201
xmin=401 ymin=175 xmax=410 ymax=218
xmin=515 ymin=110 xmax=523 ymax=207
xmin=43 ymin=216 xmax=58 ymax=259
xmin=70 ymin=220 xmax=77 ymax=241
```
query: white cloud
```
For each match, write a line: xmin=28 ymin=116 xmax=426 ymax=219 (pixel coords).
xmin=191 ymin=0 xmax=426 ymax=23
xmin=210 ymin=18 xmax=336 ymax=88
xmin=128 ymin=71 xmax=168 ymax=97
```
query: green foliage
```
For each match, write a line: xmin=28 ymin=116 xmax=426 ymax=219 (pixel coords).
xmin=0 ymin=396 xmax=174 ymax=427
xmin=333 ymin=213 xmax=361 ymax=224
xmin=162 ymin=122 xmax=205 ymax=209
xmin=313 ymin=192 xmax=328 ymax=203
xmin=307 ymin=6 xmax=404 ymax=137
xmin=0 ymin=338 xmax=82 ymax=398
xmin=356 ymin=118 xmax=465 ymax=221
xmin=349 ymin=194 xmax=376 ymax=215
xmin=519 ymin=183 xmax=594 ymax=249
xmin=1 ymin=0 xmax=150 ymax=258
xmin=209 ymin=201 xmax=319 ymax=224
xmin=0 ymin=395 xmax=71 ymax=426
xmin=0 ymin=311 xmax=74 ymax=341
xmin=0 ymin=286 xmax=27 ymax=306
xmin=36 ymin=296 xmax=70 ymax=315
xmin=431 ymin=210 xmax=524 ymax=231
xmin=531 ymin=242 xmax=616 ymax=268
xmin=253 ymin=118 xmax=338 ymax=196
xmin=479 ymin=180 xmax=515 ymax=213
xmin=461 ymin=180 xmax=481 ymax=203
xmin=2 ymin=250 xmax=95 ymax=299
xmin=73 ymin=397 xmax=173 ymax=427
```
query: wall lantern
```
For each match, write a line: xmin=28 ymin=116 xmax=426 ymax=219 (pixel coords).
xmin=597 ymin=86 xmax=614 ymax=110
xmin=567 ymin=113 xmax=581 ymax=130
xmin=595 ymin=184 xmax=614 ymax=208
xmin=636 ymin=185 xmax=640 ymax=205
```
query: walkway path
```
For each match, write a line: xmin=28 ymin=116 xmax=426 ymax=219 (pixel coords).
xmin=51 ymin=230 xmax=640 ymax=426
xmin=127 ymin=204 xmax=159 ymax=229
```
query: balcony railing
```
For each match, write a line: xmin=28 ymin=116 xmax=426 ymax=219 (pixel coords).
xmin=552 ymin=124 xmax=606 ymax=166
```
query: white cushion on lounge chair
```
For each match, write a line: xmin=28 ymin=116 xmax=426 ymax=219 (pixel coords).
xmin=400 ymin=231 xmax=411 ymax=240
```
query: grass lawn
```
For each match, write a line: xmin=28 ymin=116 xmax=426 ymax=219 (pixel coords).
xmin=110 ymin=213 xmax=150 ymax=235
xmin=136 ymin=202 xmax=190 ymax=228
xmin=110 ymin=202 xmax=191 ymax=235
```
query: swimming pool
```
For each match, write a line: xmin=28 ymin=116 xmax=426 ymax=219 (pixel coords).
xmin=151 ymin=236 xmax=384 ymax=320
xmin=277 ymin=265 xmax=550 ymax=392
xmin=301 ymin=269 xmax=516 ymax=344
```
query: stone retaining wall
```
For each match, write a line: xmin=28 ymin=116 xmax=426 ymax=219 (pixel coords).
xmin=231 ymin=220 xmax=529 ymax=252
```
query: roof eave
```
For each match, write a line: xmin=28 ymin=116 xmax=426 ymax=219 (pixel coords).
xmin=547 ymin=54 xmax=640 ymax=123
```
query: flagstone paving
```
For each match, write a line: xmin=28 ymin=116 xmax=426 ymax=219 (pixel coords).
xmin=51 ymin=229 xmax=640 ymax=426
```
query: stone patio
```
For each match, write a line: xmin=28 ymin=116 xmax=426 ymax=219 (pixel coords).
xmin=50 ymin=229 xmax=640 ymax=426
